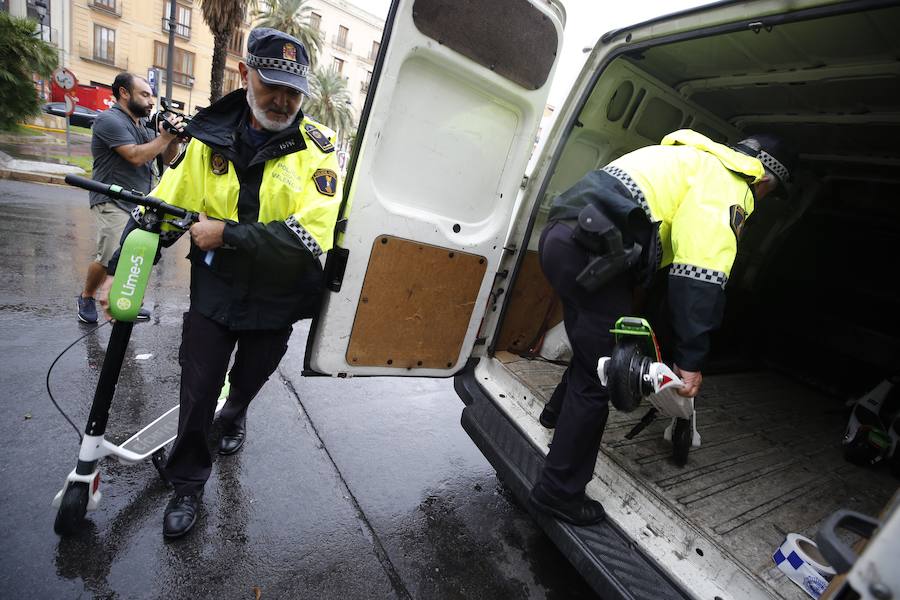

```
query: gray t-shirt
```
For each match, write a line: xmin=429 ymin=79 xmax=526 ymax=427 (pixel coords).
xmin=89 ymin=104 xmax=156 ymax=207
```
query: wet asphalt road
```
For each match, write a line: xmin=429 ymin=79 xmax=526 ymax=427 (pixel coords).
xmin=0 ymin=180 xmax=600 ymax=599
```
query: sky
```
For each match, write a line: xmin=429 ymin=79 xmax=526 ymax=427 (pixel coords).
xmin=347 ymin=0 xmax=716 ymax=107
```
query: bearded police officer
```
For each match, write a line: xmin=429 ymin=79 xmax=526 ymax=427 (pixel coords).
xmin=529 ymin=129 xmax=795 ymax=525
xmin=101 ymin=28 xmax=343 ymax=537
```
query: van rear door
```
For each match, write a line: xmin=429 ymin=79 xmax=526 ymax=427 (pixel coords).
xmin=305 ymin=0 xmax=565 ymax=377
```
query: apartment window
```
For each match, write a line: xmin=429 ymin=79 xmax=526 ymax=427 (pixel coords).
xmin=361 ymin=70 xmax=371 ymax=93
xmin=94 ymin=25 xmax=115 ymax=64
xmin=163 ymin=1 xmax=192 ymax=38
xmin=224 ymin=68 xmax=241 ymax=94
xmin=332 ymin=57 xmax=344 ymax=75
xmin=336 ymin=25 xmax=349 ymax=49
xmin=89 ymin=0 xmax=120 ymax=16
xmin=154 ymin=41 xmax=195 ymax=86
xmin=309 ymin=12 xmax=321 ymax=31
xmin=369 ymin=40 xmax=380 ymax=61
xmin=92 ymin=0 xmax=116 ymax=11
xmin=228 ymin=29 xmax=244 ymax=55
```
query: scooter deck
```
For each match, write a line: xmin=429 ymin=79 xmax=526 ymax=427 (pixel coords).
xmin=119 ymin=397 xmax=226 ymax=460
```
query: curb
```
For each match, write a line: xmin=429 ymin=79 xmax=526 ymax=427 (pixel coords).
xmin=0 ymin=168 xmax=67 ymax=185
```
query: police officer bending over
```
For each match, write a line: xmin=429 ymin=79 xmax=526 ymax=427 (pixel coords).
xmin=529 ymin=129 xmax=795 ymax=525
xmin=101 ymin=28 xmax=343 ymax=537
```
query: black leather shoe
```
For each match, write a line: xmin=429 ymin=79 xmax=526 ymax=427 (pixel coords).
xmin=218 ymin=420 xmax=246 ymax=455
xmin=539 ymin=405 xmax=559 ymax=429
xmin=163 ymin=493 xmax=200 ymax=538
xmin=528 ymin=483 xmax=605 ymax=526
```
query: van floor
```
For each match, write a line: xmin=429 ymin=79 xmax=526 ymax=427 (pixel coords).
xmin=498 ymin=353 xmax=898 ymax=596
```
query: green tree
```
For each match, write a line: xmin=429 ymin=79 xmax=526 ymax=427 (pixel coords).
xmin=253 ymin=0 xmax=323 ymax=68
xmin=197 ymin=0 xmax=247 ymax=103
xmin=0 ymin=12 xmax=58 ymax=130
xmin=305 ymin=67 xmax=355 ymax=140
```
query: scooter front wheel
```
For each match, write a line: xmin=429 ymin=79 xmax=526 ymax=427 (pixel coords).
xmin=54 ymin=482 xmax=89 ymax=535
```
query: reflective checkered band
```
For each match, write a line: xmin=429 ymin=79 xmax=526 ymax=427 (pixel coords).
xmin=602 ymin=165 xmax=652 ymax=221
xmin=247 ymin=53 xmax=310 ymax=78
xmin=653 ymin=230 xmax=662 ymax=271
xmin=285 ymin=215 xmax=322 ymax=257
xmin=670 ymin=263 xmax=727 ymax=289
xmin=131 ymin=206 xmax=142 ymax=221
xmin=757 ymin=150 xmax=789 ymax=184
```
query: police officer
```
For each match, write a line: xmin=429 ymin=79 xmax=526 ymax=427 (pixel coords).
xmin=529 ymin=129 xmax=795 ymax=525
xmin=101 ymin=28 xmax=343 ymax=537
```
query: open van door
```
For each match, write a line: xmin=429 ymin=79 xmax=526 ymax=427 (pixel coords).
xmin=305 ymin=0 xmax=565 ymax=376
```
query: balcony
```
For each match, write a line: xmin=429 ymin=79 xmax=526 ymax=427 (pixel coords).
xmin=161 ymin=17 xmax=191 ymax=39
xmin=90 ymin=0 xmax=122 ymax=17
xmin=78 ymin=41 xmax=128 ymax=70
xmin=330 ymin=34 xmax=352 ymax=53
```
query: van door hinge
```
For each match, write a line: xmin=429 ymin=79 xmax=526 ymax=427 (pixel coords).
xmin=520 ymin=175 xmax=529 ymax=189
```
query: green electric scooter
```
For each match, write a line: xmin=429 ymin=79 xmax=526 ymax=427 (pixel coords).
xmin=598 ymin=317 xmax=700 ymax=466
xmin=52 ymin=175 xmax=227 ymax=535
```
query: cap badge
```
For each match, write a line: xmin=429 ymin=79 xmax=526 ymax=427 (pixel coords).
xmin=283 ymin=43 xmax=297 ymax=62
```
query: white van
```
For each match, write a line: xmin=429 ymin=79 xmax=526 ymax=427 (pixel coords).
xmin=303 ymin=1 xmax=900 ymax=598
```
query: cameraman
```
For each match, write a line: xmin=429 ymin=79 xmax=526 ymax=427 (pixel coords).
xmin=76 ymin=72 xmax=184 ymax=323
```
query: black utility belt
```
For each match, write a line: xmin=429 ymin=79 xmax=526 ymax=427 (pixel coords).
xmin=564 ymin=205 xmax=642 ymax=292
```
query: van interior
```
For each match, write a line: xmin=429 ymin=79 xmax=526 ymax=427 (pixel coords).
xmin=489 ymin=3 xmax=900 ymax=597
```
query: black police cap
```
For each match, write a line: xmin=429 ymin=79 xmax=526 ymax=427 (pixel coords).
xmin=246 ymin=27 xmax=310 ymax=96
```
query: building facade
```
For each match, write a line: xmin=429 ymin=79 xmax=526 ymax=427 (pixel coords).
xmin=4 ymin=0 xmax=384 ymax=130
xmin=304 ymin=0 xmax=384 ymax=121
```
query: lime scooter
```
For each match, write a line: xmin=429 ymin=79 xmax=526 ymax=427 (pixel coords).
xmin=52 ymin=175 xmax=227 ymax=535
xmin=597 ymin=317 xmax=701 ymax=466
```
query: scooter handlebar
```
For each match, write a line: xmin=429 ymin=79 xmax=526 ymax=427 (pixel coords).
xmin=64 ymin=175 xmax=192 ymax=221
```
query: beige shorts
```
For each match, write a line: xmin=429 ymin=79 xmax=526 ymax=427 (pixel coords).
xmin=92 ymin=202 xmax=131 ymax=267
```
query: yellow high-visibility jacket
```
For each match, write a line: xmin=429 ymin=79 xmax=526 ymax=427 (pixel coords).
xmin=126 ymin=89 xmax=343 ymax=330
xmin=548 ymin=129 xmax=764 ymax=370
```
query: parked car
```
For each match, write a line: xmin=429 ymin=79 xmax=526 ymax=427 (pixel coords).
xmin=301 ymin=1 xmax=900 ymax=599
xmin=41 ymin=102 xmax=101 ymax=128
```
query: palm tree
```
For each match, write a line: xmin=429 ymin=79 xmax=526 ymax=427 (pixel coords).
xmin=305 ymin=67 xmax=355 ymax=140
xmin=253 ymin=0 xmax=323 ymax=68
xmin=197 ymin=0 xmax=246 ymax=103
xmin=0 ymin=12 xmax=58 ymax=130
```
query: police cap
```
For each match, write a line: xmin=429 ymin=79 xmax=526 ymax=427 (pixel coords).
xmin=245 ymin=27 xmax=310 ymax=96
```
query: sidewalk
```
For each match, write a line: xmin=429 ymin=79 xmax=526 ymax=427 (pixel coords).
xmin=0 ymin=125 xmax=90 ymax=185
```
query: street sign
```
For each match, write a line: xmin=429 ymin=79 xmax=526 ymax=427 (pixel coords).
xmin=64 ymin=95 xmax=76 ymax=117
xmin=52 ymin=67 xmax=77 ymax=91
xmin=147 ymin=68 xmax=158 ymax=96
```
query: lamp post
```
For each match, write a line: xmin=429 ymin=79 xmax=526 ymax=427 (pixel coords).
xmin=187 ymin=77 xmax=195 ymax=114
xmin=34 ymin=0 xmax=49 ymax=100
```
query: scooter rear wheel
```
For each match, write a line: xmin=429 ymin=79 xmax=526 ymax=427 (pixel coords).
xmin=151 ymin=448 xmax=172 ymax=485
xmin=54 ymin=482 xmax=88 ymax=535
xmin=672 ymin=418 xmax=692 ymax=467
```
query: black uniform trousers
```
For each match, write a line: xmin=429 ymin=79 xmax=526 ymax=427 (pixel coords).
xmin=537 ymin=220 xmax=633 ymax=499
xmin=165 ymin=307 xmax=292 ymax=496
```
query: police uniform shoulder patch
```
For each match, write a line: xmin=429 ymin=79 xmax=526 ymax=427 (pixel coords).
xmin=313 ymin=168 xmax=338 ymax=196
xmin=304 ymin=123 xmax=334 ymax=153
xmin=730 ymin=205 xmax=747 ymax=239
xmin=210 ymin=152 xmax=228 ymax=175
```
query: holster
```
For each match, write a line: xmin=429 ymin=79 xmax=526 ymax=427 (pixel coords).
xmin=572 ymin=204 xmax=643 ymax=292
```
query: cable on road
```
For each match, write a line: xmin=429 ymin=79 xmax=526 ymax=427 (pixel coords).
xmin=46 ymin=320 xmax=112 ymax=444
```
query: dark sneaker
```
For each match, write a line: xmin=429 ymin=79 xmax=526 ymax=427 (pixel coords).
xmin=136 ymin=306 xmax=151 ymax=321
xmin=528 ymin=483 xmax=605 ymax=526
xmin=163 ymin=493 xmax=200 ymax=538
xmin=539 ymin=405 xmax=559 ymax=429
xmin=76 ymin=295 xmax=98 ymax=324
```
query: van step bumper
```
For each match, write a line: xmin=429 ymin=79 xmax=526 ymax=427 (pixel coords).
xmin=456 ymin=368 xmax=690 ymax=600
